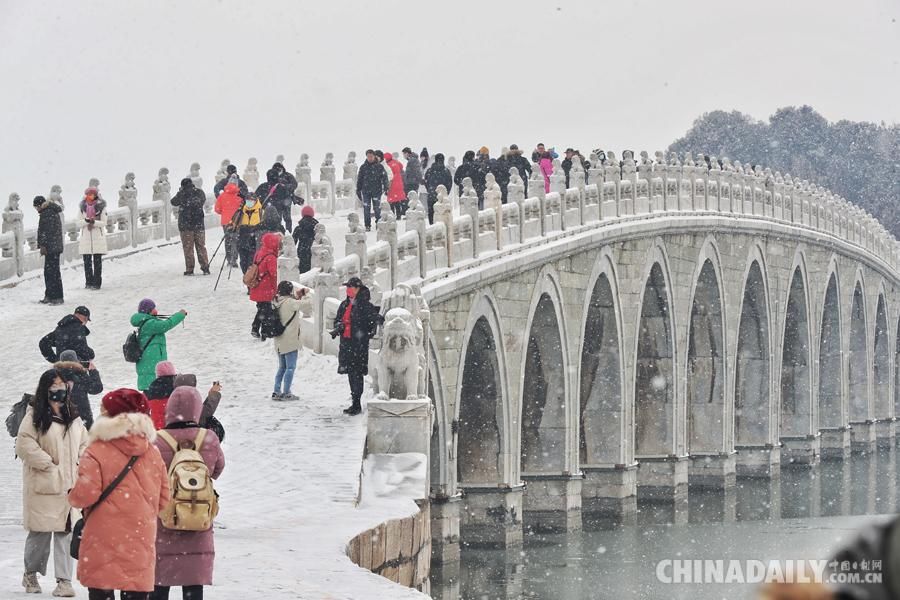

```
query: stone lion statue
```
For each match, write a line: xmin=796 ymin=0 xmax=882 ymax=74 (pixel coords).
xmin=373 ymin=307 xmax=424 ymax=401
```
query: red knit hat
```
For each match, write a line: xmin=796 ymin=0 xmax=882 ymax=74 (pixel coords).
xmin=102 ymin=388 xmax=149 ymax=417
xmin=301 ymin=205 xmax=315 ymax=218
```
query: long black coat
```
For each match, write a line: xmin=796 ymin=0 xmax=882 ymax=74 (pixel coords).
xmin=292 ymin=215 xmax=318 ymax=274
xmin=170 ymin=186 xmax=208 ymax=231
xmin=453 ymin=160 xmax=478 ymax=194
xmin=36 ymin=202 xmax=64 ymax=255
xmin=356 ymin=161 xmax=389 ymax=198
xmin=70 ymin=368 xmax=102 ymax=429
xmin=507 ymin=154 xmax=532 ymax=179
xmin=39 ymin=314 xmax=95 ymax=362
xmin=334 ymin=287 xmax=381 ymax=375
xmin=425 ymin=162 xmax=453 ymax=204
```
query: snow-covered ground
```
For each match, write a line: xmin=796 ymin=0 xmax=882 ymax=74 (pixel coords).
xmin=0 ymin=218 xmax=427 ymax=599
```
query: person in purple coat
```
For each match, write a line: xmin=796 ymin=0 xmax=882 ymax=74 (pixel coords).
xmin=152 ymin=386 xmax=225 ymax=600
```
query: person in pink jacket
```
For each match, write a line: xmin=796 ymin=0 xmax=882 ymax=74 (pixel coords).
xmin=68 ymin=389 xmax=169 ymax=600
xmin=152 ymin=386 xmax=225 ymax=600
xmin=539 ymin=152 xmax=554 ymax=193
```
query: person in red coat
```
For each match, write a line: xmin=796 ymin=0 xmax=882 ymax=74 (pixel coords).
xmin=249 ymin=232 xmax=281 ymax=339
xmin=384 ymin=152 xmax=406 ymax=219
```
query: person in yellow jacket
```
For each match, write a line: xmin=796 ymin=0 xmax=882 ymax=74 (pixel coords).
xmin=237 ymin=194 xmax=263 ymax=274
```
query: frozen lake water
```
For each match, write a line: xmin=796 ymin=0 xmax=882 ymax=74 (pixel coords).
xmin=432 ymin=449 xmax=898 ymax=599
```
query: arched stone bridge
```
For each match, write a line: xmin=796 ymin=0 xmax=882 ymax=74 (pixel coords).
xmin=282 ymin=150 xmax=900 ymax=557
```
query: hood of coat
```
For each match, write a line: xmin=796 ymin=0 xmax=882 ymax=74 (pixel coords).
xmin=165 ymin=386 xmax=203 ymax=425
xmin=89 ymin=412 xmax=157 ymax=454
xmin=433 ymin=154 xmax=445 ymax=165
xmin=130 ymin=312 xmax=160 ymax=327
xmin=224 ymin=183 xmax=239 ymax=195
xmin=260 ymin=232 xmax=282 ymax=254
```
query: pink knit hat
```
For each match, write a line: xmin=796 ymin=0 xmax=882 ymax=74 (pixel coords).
xmin=155 ymin=361 xmax=177 ymax=377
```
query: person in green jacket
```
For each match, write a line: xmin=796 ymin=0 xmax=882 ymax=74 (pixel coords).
xmin=130 ymin=298 xmax=187 ymax=391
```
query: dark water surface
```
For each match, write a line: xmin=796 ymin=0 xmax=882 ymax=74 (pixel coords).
xmin=431 ymin=449 xmax=898 ymax=599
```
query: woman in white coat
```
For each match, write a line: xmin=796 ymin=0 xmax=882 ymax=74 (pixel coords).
xmin=271 ymin=281 xmax=311 ymax=401
xmin=78 ymin=187 xmax=108 ymax=290
xmin=15 ymin=368 xmax=88 ymax=597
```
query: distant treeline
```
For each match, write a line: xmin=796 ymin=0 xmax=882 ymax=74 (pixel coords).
xmin=668 ymin=106 xmax=900 ymax=238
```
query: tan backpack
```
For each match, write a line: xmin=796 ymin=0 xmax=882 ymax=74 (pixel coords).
xmin=242 ymin=262 xmax=260 ymax=288
xmin=157 ymin=429 xmax=219 ymax=531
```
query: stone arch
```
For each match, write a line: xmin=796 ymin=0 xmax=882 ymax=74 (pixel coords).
xmin=780 ymin=260 xmax=813 ymax=438
xmin=685 ymin=240 xmax=727 ymax=454
xmin=427 ymin=333 xmax=452 ymax=497
xmin=735 ymin=252 xmax=772 ymax=446
xmin=848 ymin=277 xmax=869 ymax=423
xmin=519 ymin=268 xmax=570 ymax=474
xmin=874 ymin=292 xmax=891 ymax=420
xmin=633 ymin=244 xmax=677 ymax=456
xmin=579 ymin=250 xmax=626 ymax=465
xmin=455 ymin=293 xmax=511 ymax=485
xmin=817 ymin=266 xmax=843 ymax=429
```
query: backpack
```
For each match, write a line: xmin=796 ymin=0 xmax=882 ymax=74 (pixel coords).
xmin=242 ymin=262 xmax=260 ymax=288
xmin=157 ymin=429 xmax=219 ymax=531
xmin=6 ymin=394 xmax=32 ymax=438
xmin=123 ymin=319 xmax=156 ymax=363
xmin=260 ymin=303 xmax=298 ymax=339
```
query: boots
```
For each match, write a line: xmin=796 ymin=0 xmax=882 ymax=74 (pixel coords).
xmin=22 ymin=572 xmax=41 ymax=593
xmin=343 ymin=399 xmax=362 ymax=416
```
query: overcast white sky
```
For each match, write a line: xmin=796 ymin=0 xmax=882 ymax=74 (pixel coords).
xmin=1 ymin=0 xmax=898 ymax=225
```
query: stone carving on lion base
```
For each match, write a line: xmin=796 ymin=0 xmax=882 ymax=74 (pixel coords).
xmin=372 ymin=283 xmax=430 ymax=401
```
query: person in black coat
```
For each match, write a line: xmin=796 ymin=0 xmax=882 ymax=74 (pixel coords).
xmin=356 ymin=149 xmax=390 ymax=231
xmin=330 ymin=278 xmax=382 ymax=415
xmin=292 ymin=205 xmax=318 ymax=274
xmin=39 ymin=305 xmax=94 ymax=363
xmin=424 ymin=153 xmax=453 ymax=224
xmin=34 ymin=196 xmax=64 ymax=304
xmin=507 ymin=144 xmax=533 ymax=197
xmin=56 ymin=351 xmax=103 ymax=429
xmin=453 ymin=151 xmax=478 ymax=199
xmin=170 ymin=178 xmax=211 ymax=275
xmin=213 ymin=164 xmax=249 ymax=198
xmin=256 ymin=169 xmax=295 ymax=232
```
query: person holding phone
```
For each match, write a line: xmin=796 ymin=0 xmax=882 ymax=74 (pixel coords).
xmin=271 ymin=281 xmax=311 ymax=401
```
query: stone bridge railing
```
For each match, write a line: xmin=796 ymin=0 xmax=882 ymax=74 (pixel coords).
xmin=0 ymin=152 xmax=366 ymax=282
xmin=285 ymin=150 xmax=900 ymax=353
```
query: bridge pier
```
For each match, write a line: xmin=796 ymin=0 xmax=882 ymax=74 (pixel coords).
xmin=430 ymin=495 xmax=461 ymax=566
xmin=734 ymin=445 xmax=781 ymax=478
xmin=736 ymin=475 xmax=782 ymax=521
xmin=875 ymin=419 xmax=896 ymax=448
xmin=581 ymin=465 xmax=637 ymax=526
xmin=850 ymin=421 xmax=877 ymax=453
xmin=780 ymin=435 xmax=821 ymax=465
xmin=459 ymin=484 xmax=524 ymax=548
xmin=819 ymin=428 xmax=852 ymax=460
xmin=687 ymin=452 xmax=736 ymax=489
xmin=521 ymin=474 xmax=582 ymax=533
xmin=635 ymin=456 xmax=689 ymax=502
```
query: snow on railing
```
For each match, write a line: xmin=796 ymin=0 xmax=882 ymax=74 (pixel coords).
xmin=278 ymin=149 xmax=900 ymax=358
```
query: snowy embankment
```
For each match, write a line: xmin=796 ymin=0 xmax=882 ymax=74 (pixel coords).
xmin=0 ymin=220 xmax=427 ymax=599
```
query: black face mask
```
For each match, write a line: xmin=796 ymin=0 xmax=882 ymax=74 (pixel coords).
xmin=49 ymin=389 xmax=67 ymax=404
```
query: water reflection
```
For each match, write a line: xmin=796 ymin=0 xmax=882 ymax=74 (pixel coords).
xmin=431 ymin=448 xmax=898 ymax=600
